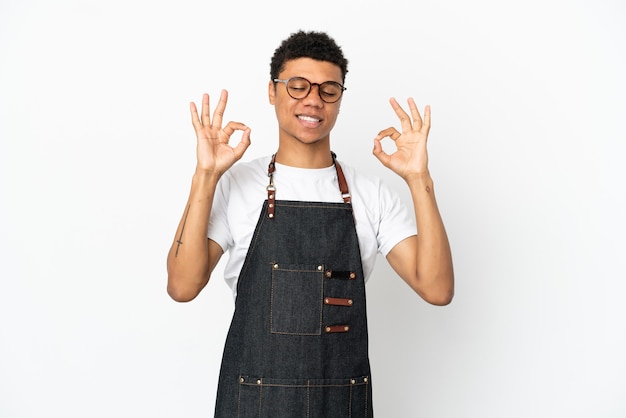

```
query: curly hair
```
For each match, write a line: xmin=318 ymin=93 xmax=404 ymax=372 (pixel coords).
xmin=269 ymin=30 xmax=349 ymax=83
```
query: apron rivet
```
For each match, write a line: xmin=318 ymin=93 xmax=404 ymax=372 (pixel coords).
xmin=350 ymin=379 xmax=356 ymax=384
xmin=317 ymin=265 xmax=323 ymax=271
xmin=256 ymin=379 xmax=261 ymax=385
xmin=240 ymin=377 xmax=244 ymax=383
xmin=273 ymin=264 xmax=279 ymax=269
xmin=364 ymin=377 xmax=368 ymax=383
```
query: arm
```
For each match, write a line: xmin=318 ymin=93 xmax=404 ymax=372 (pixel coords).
xmin=373 ymin=98 xmax=454 ymax=305
xmin=166 ymin=90 xmax=251 ymax=302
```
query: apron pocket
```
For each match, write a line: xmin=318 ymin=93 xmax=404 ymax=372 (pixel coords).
xmin=270 ymin=263 xmax=324 ymax=335
xmin=238 ymin=375 xmax=370 ymax=418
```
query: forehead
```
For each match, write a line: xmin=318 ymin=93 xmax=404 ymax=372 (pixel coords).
xmin=279 ymin=57 xmax=343 ymax=83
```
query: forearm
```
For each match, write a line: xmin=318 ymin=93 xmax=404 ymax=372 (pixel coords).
xmin=406 ymin=172 xmax=454 ymax=304
xmin=166 ymin=170 xmax=221 ymax=301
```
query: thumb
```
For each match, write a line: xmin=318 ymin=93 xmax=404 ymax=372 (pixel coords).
xmin=372 ymin=138 xmax=391 ymax=168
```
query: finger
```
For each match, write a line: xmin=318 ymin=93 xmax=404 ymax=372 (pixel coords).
xmin=190 ymin=101 xmax=202 ymax=131
xmin=221 ymin=122 xmax=252 ymax=162
xmin=372 ymin=138 xmax=392 ymax=168
xmin=389 ymin=97 xmax=413 ymax=132
xmin=423 ymin=104 xmax=431 ymax=135
xmin=211 ymin=89 xmax=228 ymax=128
xmin=376 ymin=127 xmax=402 ymax=141
xmin=222 ymin=121 xmax=249 ymax=138
xmin=201 ymin=93 xmax=211 ymax=127
xmin=407 ymin=97 xmax=422 ymax=130
xmin=232 ymin=126 xmax=252 ymax=160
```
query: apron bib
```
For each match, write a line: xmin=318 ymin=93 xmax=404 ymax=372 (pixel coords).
xmin=214 ymin=154 xmax=374 ymax=417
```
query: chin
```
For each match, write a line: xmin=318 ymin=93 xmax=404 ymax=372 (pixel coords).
xmin=296 ymin=137 xmax=328 ymax=146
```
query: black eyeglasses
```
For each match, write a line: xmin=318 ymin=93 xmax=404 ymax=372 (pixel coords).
xmin=273 ymin=77 xmax=346 ymax=103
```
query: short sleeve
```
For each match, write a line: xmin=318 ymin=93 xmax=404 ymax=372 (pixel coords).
xmin=207 ymin=173 xmax=234 ymax=253
xmin=376 ymin=181 xmax=417 ymax=257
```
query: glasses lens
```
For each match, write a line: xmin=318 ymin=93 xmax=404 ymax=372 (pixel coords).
xmin=286 ymin=77 xmax=311 ymax=99
xmin=319 ymin=82 xmax=343 ymax=103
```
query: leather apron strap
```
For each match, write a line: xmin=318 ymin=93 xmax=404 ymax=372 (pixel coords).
xmin=266 ymin=151 xmax=351 ymax=219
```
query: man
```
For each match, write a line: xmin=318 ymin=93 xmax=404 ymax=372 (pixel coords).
xmin=167 ymin=30 xmax=453 ymax=417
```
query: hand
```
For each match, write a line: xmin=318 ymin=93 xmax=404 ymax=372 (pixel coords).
xmin=190 ymin=90 xmax=251 ymax=176
xmin=373 ymin=97 xmax=430 ymax=180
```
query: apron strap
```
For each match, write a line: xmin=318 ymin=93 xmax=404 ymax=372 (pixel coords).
xmin=266 ymin=156 xmax=277 ymax=219
xmin=266 ymin=152 xmax=351 ymax=219
xmin=331 ymin=152 xmax=351 ymax=204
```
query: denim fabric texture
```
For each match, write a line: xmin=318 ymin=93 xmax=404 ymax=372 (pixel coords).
xmin=214 ymin=199 xmax=373 ymax=417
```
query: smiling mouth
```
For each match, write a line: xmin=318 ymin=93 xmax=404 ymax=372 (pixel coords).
xmin=298 ymin=115 xmax=322 ymax=123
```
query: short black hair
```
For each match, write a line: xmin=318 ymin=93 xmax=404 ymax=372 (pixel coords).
xmin=270 ymin=30 xmax=349 ymax=83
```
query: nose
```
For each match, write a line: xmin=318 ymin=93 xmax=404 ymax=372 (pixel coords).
xmin=303 ymin=83 xmax=324 ymax=105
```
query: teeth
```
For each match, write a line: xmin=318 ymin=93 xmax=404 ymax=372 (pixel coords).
xmin=299 ymin=115 xmax=320 ymax=122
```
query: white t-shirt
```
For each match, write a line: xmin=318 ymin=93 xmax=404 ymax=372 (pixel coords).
xmin=208 ymin=156 xmax=417 ymax=300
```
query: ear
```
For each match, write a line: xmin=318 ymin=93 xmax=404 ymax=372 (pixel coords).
xmin=268 ymin=80 xmax=276 ymax=105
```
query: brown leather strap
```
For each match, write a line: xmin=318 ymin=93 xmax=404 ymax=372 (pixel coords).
xmin=324 ymin=324 xmax=350 ymax=333
xmin=266 ymin=154 xmax=277 ymax=219
xmin=331 ymin=152 xmax=351 ymax=204
xmin=324 ymin=297 xmax=354 ymax=307
xmin=266 ymin=152 xmax=351 ymax=218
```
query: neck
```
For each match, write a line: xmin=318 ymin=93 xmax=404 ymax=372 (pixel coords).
xmin=274 ymin=141 xmax=334 ymax=168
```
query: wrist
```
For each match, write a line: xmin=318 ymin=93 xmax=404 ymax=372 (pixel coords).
xmin=193 ymin=167 xmax=222 ymax=183
xmin=404 ymin=171 xmax=436 ymax=196
xmin=190 ymin=169 xmax=221 ymax=199
xmin=403 ymin=170 xmax=433 ymax=185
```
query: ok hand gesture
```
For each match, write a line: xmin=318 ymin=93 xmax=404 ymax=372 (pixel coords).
xmin=190 ymin=90 xmax=251 ymax=176
xmin=373 ymin=97 xmax=431 ymax=180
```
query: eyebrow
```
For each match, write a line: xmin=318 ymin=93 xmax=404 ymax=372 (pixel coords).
xmin=286 ymin=76 xmax=343 ymax=84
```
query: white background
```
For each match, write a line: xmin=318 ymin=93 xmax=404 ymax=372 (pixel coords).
xmin=1 ymin=0 xmax=625 ymax=417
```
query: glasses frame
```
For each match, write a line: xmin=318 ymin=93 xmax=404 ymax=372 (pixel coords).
xmin=273 ymin=76 xmax=347 ymax=103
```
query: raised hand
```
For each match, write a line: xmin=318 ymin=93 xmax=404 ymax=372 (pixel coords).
xmin=190 ymin=90 xmax=251 ymax=176
xmin=372 ymin=97 xmax=431 ymax=180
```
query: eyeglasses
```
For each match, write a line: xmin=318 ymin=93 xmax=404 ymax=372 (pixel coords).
xmin=273 ymin=77 xmax=346 ymax=103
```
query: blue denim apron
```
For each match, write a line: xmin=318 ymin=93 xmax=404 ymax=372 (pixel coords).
xmin=214 ymin=153 xmax=374 ymax=417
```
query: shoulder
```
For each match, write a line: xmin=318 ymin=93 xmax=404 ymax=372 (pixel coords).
xmin=336 ymin=159 xmax=379 ymax=184
xmin=335 ymin=158 xmax=389 ymax=198
xmin=224 ymin=155 xmax=271 ymax=179
xmin=338 ymin=158 xmax=412 ymax=222
xmin=217 ymin=156 xmax=271 ymax=189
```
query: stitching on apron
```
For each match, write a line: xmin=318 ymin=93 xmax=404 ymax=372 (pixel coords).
xmin=278 ymin=202 xmax=353 ymax=210
xmin=270 ymin=264 xmax=324 ymax=336
xmin=306 ymin=380 xmax=310 ymax=418
xmin=237 ymin=205 xmax=269 ymax=283
xmin=364 ymin=378 xmax=368 ymax=418
xmin=258 ymin=382 xmax=262 ymax=418
xmin=238 ymin=377 xmax=370 ymax=387
xmin=349 ymin=383 xmax=353 ymax=418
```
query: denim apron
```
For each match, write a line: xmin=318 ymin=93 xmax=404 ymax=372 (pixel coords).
xmin=214 ymin=153 xmax=373 ymax=417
